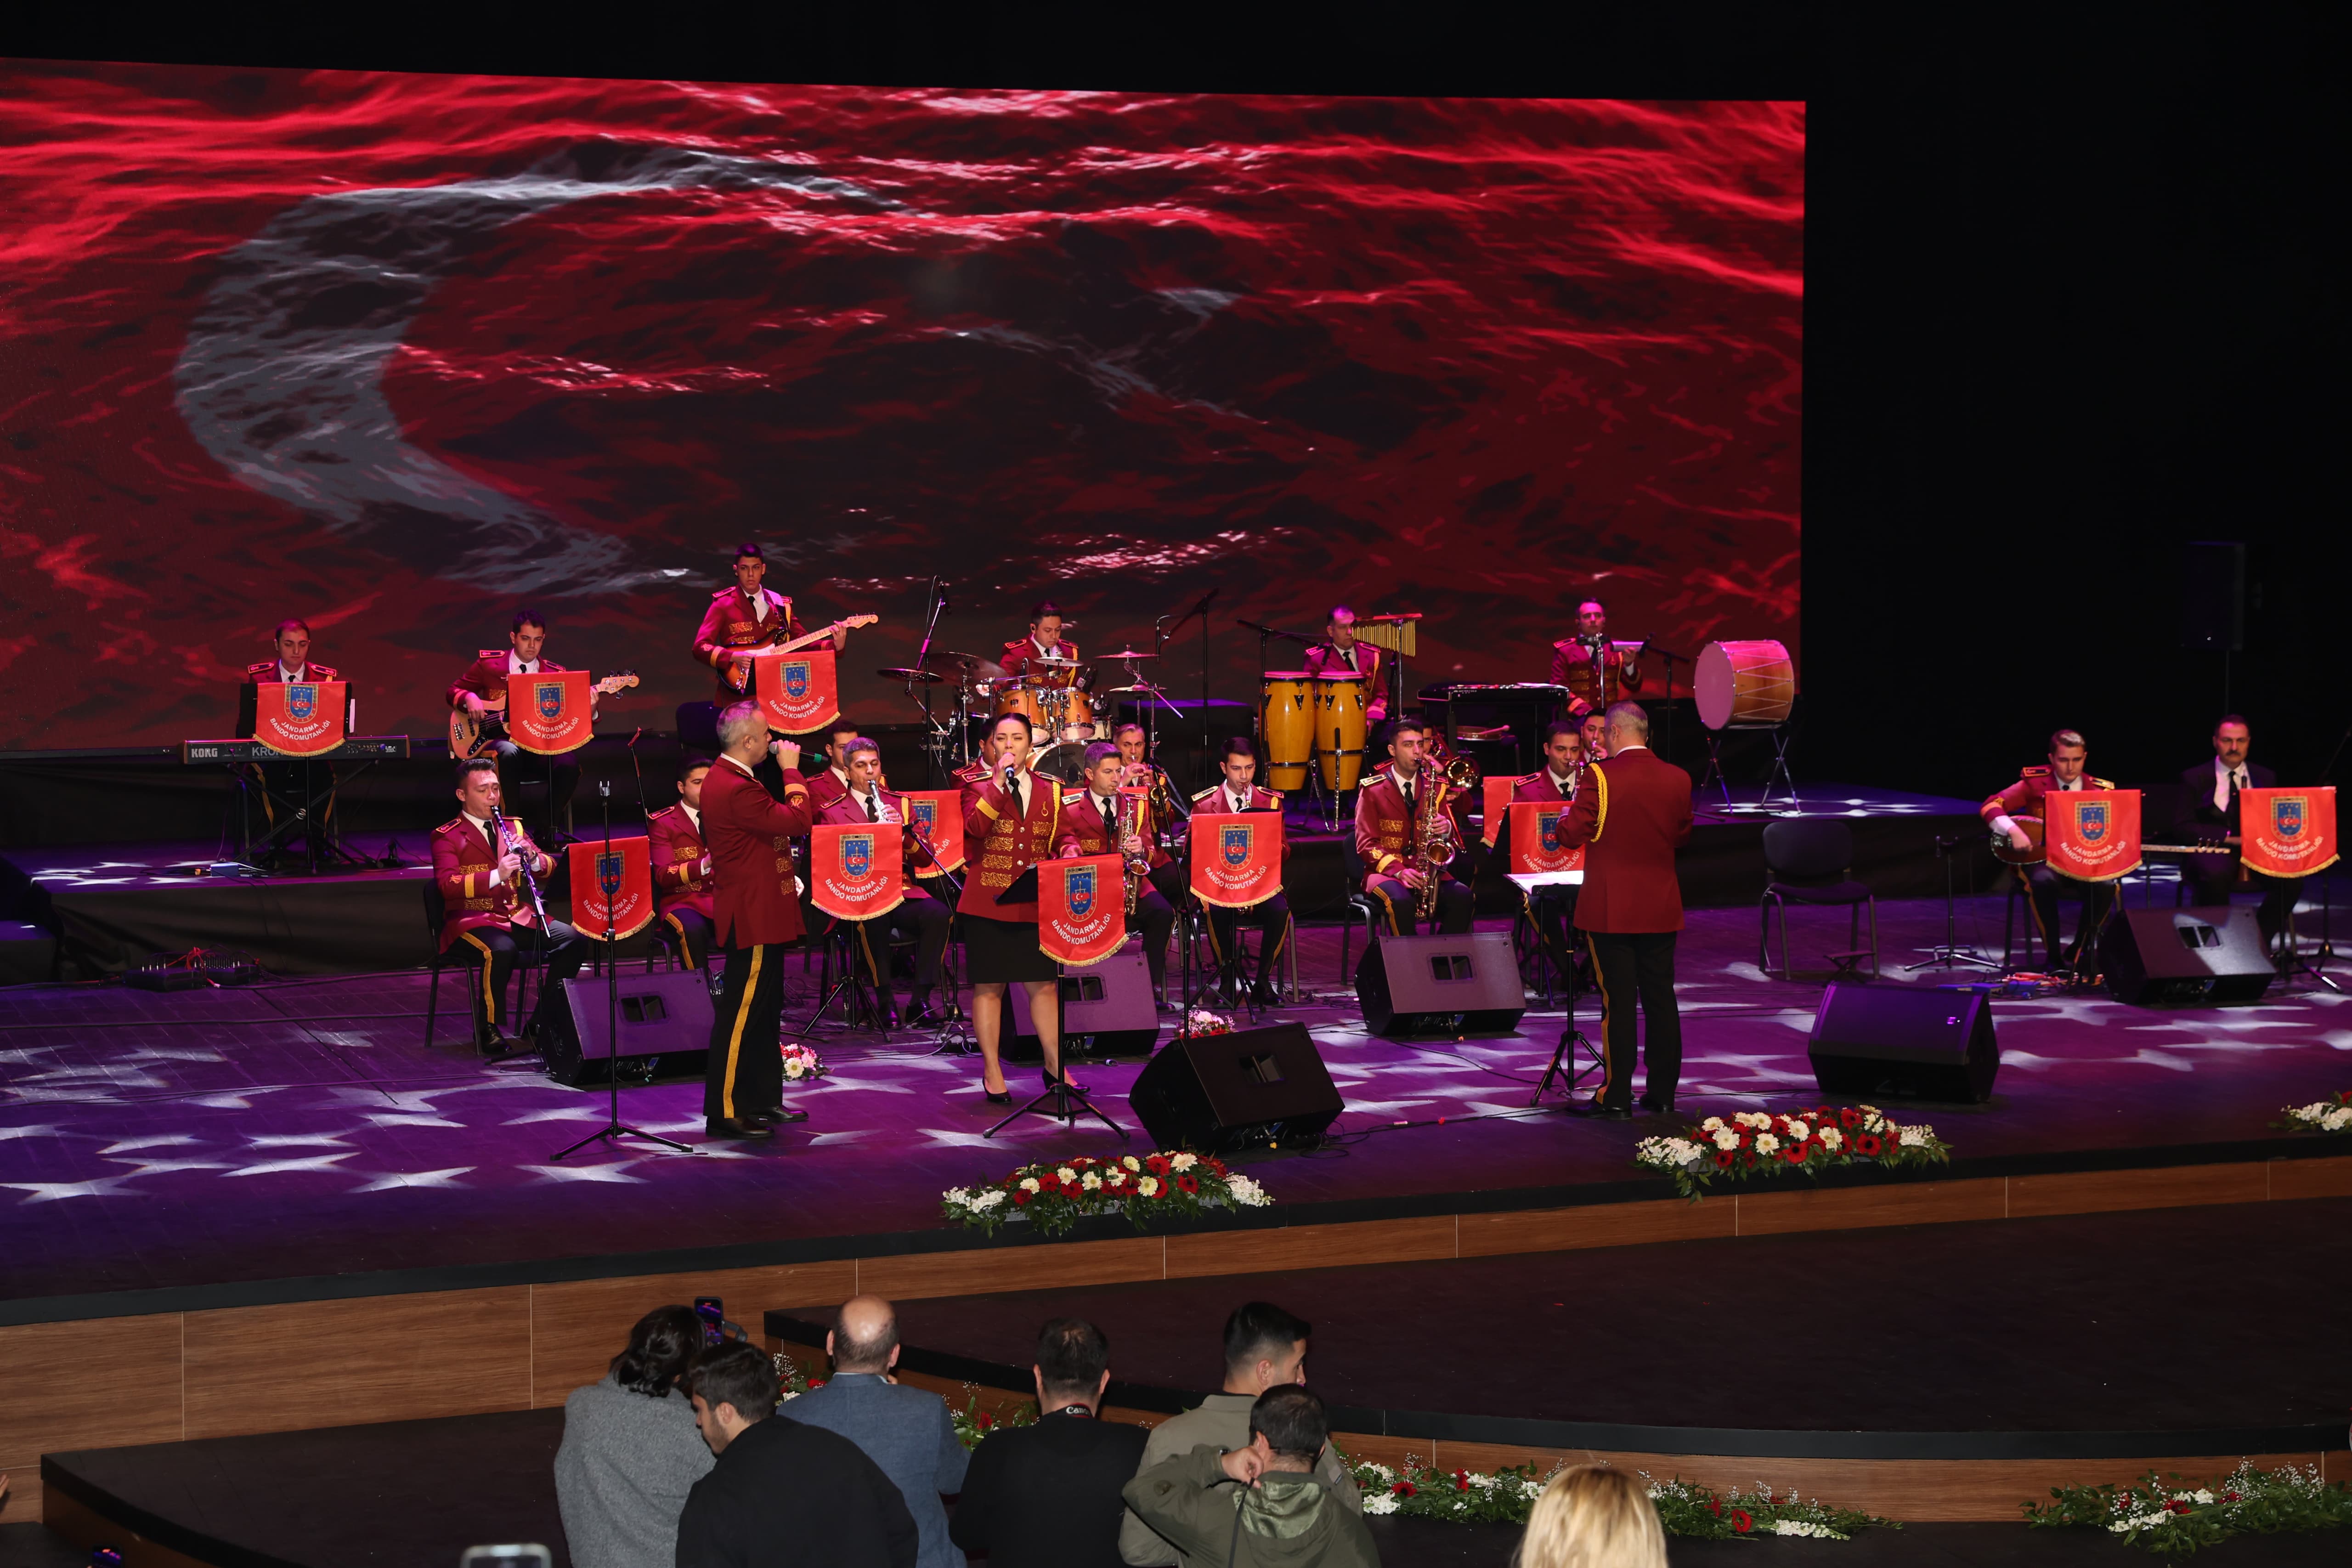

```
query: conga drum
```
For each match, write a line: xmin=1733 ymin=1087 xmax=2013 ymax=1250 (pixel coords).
xmin=1312 ymin=673 xmax=1369 ymax=791
xmin=1260 ymin=672 xmax=1314 ymax=791
xmin=1695 ymin=640 xmax=1796 ymax=730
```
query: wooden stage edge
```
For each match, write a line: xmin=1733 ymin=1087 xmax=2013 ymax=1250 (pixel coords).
xmin=8 ymin=1153 xmax=2351 ymax=1532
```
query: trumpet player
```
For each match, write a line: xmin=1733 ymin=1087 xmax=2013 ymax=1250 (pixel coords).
xmin=1056 ymin=742 xmax=1179 ymax=1005
xmin=1355 ymin=718 xmax=1474 ymax=937
xmin=1113 ymin=725 xmax=1192 ymax=1006
xmin=1190 ymin=738 xmax=1294 ymax=1007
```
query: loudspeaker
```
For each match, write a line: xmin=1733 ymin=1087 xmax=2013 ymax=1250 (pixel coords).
xmin=547 ymin=969 xmax=716 ymax=1086
xmin=1354 ymin=929 xmax=1526 ymax=1038
xmin=1808 ymin=981 xmax=2000 ymax=1104
xmin=2180 ymin=541 xmax=2246 ymax=651
xmin=1006 ymin=949 xmax=1162 ymax=1060
xmin=1128 ymin=1022 xmax=1344 ymax=1155
xmin=2099 ymin=905 xmax=2275 ymax=1005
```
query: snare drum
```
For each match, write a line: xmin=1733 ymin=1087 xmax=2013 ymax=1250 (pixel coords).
xmin=1695 ymin=640 xmax=1796 ymax=730
xmin=1260 ymin=671 xmax=1315 ymax=791
xmin=1312 ymin=673 xmax=1369 ymax=791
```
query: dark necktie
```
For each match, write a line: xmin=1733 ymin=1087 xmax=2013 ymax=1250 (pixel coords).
xmin=865 ymin=792 xmax=879 ymax=822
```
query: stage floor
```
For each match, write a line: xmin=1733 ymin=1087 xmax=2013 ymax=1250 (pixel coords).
xmin=3 ymin=890 xmax=2346 ymax=1315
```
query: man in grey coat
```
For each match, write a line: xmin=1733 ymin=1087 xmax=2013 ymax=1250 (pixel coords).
xmin=784 ymin=1295 xmax=970 ymax=1568
xmin=1120 ymin=1302 xmax=1362 ymax=1566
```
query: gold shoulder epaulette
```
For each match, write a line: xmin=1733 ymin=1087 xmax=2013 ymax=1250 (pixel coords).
xmin=476 ymin=648 xmax=503 ymax=661
xmin=1191 ymin=786 xmax=1219 ymax=804
xmin=435 ymin=817 xmax=466 ymax=834
xmin=309 ymin=663 xmax=339 ymax=680
xmin=2091 ymin=776 xmax=2115 ymax=790
xmin=2021 ymin=765 xmax=2051 ymax=778
xmin=245 ymin=660 xmax=274 ymax=676
xmin=710 ymin=588 xmax=733 ymax=600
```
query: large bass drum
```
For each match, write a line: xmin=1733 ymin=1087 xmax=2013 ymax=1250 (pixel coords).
xmin=1260 ymin=671 xmax=1314 ymax=791
xmin=1695 ymin=640 xmax=1796 ymax=730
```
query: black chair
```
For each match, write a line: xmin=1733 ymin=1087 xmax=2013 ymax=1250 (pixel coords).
xmin=421 ymin=879 xmax=550 ymax=1049
xmin=1758 ymin=819 xmax=1878 ymax=979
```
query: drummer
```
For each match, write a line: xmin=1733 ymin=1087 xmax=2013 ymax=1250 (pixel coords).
xmin=1303 ymin=605 xmax=1387 ymax=725
xmin=1001 ymin=601 xmax=1079 ymax=687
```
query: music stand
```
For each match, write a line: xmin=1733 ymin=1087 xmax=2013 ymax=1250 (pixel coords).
xmin=1905 ymin=832 xmax=2003 ymax=972
xmin=983 ymin=865 xmax=1127 ymax=1139
xmin=553 ymin=780 xmax=691 ymax=1161
xmin=1509 ymin=871 xmax=1603 ymax=1106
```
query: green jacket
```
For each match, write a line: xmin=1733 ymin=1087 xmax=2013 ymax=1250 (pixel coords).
xmin=1121 ymin=1444 xmax=1380 ymax=1568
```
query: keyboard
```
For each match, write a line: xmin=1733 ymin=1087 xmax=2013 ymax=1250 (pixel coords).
xmin=181 ymin=736 xmax=413 ymax=763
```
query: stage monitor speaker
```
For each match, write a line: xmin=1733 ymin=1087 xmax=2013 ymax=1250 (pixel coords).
xmin=1808 ymin=981 xmax=2000 ymax=1104
xmin=1128 ymin=1022 xmax=1343 ymax=1155
xmin=548 ymin=969 xmax=715 ymax=1086
xmin=1355 ymin=929 xmax=1526 ymax=1038
xmin=2099 ymin=905 xmax=2275 ymax=1006
xmin=2179 ymin=541 xmax=2245 ymax=652
xmin=1007 ymin=948 xmax=1162 ymax=1060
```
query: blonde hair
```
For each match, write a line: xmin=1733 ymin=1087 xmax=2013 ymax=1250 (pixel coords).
xmin=1514 ymin=1466 xmax=1666 ymax=1568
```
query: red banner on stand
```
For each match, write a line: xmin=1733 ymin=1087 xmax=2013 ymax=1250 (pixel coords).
xmin=753 ymin=648 xmax=840 ymax=735
xmin=1481 ymin=776 xmax=1517 ymax=848
xmin=253 ymin=681 xmax=347 ymax=758
xmin=2241 ymin=786 xmax=2340 ymax=878
xmin=810 ymin=821 xmax=905 ymax=920
xmin=1189 ymin=812 xmax=1283 ymax=908
xmin=509 ymin=670 xmax=594 ymax=755
xmin=1040 ymin=854 xmax=1126 ymax=967
xmin=897 ymin=789 xmax=965 ymax=876
xmin=2045 ymin=788 xmax=2142 ymax=882
xmin=1506 ymin=801 xmax=1587 ymax=876
xmin=567 ymin=836 xmax=654 ymax=940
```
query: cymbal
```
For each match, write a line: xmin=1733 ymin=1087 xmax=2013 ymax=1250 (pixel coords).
xmin=1103 ymin=683 xmax=1167 ymax=696
xmin=1095 ymin=649 xmax=1159 ymax=661
xmin=879 ymin=667 xmax=943 ymax=684
xmin=947 ymin=651 xmax=1009 ymax=678
xmin=1029 ymin=651 xmax=1079 ymax=666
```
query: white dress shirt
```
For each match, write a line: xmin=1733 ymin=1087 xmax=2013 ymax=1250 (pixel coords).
xmin=2213 ymin=758 xmax=2250 ymax=812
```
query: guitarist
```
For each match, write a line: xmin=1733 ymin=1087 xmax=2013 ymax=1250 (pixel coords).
xmin=1983 ymin=728 xmax=2116 ymax=972
xmin=447 ymin=608 xmax=593 ymax=836
xmin=693 ymin=543 xmax=852 ymax=703
xmin=2174 ymin=714 xmax=2301 ymax=943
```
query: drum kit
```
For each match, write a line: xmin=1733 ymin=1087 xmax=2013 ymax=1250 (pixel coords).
xmin=881 ymin=648 xmax=1176 ymax=784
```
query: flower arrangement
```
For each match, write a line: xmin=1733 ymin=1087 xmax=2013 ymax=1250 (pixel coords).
xmin=1186 ymin=1008 xmax=1233 ymax=1036
xmin=769 ymin=1352 xmax=817 ymax=1401
xmin=2275 ymin=1090 xmax=2352 ymax=1134
xmin=780 ymin=1042 xmax=827 ymax=1081
xmin=941 ymin=1149 xmax=1274 ymax=1237
xmin=1349 ymin=1461 xmax=1897 ymax=1541
xmin=1635 ymin=1104 xmax=1950 ymax=1201
xmin=951 ymin=1384 xmax=1038 ymax=1450
xmin=2024 ymin=1461 xmax=2352 ymax=1554
xmin=1644 ymin=1477 xmax=1901 ymax=1541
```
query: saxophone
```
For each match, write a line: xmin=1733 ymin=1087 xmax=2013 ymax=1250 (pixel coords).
xmin=1410 ymin=760 xmax=1459 ymax=923
xmin=1116 ymin=791 xmax=1149 ymax=917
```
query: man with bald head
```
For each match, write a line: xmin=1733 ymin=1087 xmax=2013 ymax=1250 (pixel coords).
xmin=785 ymin=1296 xmax=969 ymax=1568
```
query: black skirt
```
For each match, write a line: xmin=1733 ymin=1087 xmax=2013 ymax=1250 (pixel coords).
xmin=961 ymin=912 xmax=1056 ymax=983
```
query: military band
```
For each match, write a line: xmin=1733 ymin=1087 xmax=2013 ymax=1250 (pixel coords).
xmin=1194 ymin=738 xmax=1295 ymax=1006
xmin=1355 ymin=717 xmax=1475 ymax=937
xmin=817 ymin=737 xmax=951 ymax=1028
xmin=649 ymin=756 xmax=718 ymax=972
xmin=1981 ymin=728 xmax=2118 ymax=973
xmin=432 ymin=758 xmax=589 ymax=1058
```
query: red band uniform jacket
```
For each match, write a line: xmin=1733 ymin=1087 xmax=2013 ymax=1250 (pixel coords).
xmin=693 ymin=586 xmax=806 ymax=704
xmin=431 ymin=814 xmax=554 ymax=949
xmin=960 ymin=770 xmax=1064 ymax=921
xmin=702 ymin=756 xmax=816 ymax=947
xmin=1354 ymin=767 xmax=1458 ymax=889
xmin=1555 ymin=746 xmax=1693 ymax=933
xmin=648 ymin=803 xmax=716 ymax=922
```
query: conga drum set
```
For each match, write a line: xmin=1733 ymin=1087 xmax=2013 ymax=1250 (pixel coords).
xmin=1259 ymin=668 xmax=1371 ymax=812
xmin=1694 ymin=638 xmax=1798 ymax=807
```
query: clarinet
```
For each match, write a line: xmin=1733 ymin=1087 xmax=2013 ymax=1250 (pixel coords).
xmin=488 ymin=804 xmax=552 ymax=928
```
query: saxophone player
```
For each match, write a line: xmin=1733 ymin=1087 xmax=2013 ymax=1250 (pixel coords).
xmin=1055 ymin=742 xmax=1180 ymax=1006
xmin=1355 ymin=718 xmax=1474 ymax=937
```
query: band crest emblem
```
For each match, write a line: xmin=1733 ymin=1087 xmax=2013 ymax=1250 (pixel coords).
xmin=2076 ymin=801 xmax=2108 ymax=843
xmin=1220 ymin=823 xmax=1252 ymax=868
xmin=287 ymin=682 xmax=316 ymax=720
xmin=535 ymin=680 xmax=565 ymax=720
xmin=1066 ymin=864 xmax=1096 ymax=918
xmin=781 ymin=659 xmax=812 ymax=699
xmin=841 ymin=832 xmax=874 ymax=879
xmin=1538 ymin=807 xmax=1563 ymax=854
xmin=2273 ymin=796 xmax=2305 ymax=839
xmin=596 ymin=851 xmax=625 ymax=898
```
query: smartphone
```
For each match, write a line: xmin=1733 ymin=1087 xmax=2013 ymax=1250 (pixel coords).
xmin=460 ymin=1548 xmax=552 ymax=1568
xmin=694 ymin=1296 xmax=725 ymax=1347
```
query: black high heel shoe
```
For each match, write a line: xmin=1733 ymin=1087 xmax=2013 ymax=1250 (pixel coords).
xmin=982 ymin=1080 xmax=1012 ymax=1105
xmin=1042 ymin=1066 xmax=1085 ymax=1096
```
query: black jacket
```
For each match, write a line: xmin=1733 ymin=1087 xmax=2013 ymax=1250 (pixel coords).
xmin=2175 ymin=759 xmax=2276 ymax=840
xmin=948 ymin=1408 xmax=1150 ymax=1568
xmin=675 ymin=1413 xmax=919 ymax=1568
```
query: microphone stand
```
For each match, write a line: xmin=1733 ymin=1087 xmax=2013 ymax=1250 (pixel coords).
xmin=551 ymin=781 xmax=690 ymax=1160
xmin=902 ymin=816 xmax=977 ymax=1055
xmin=1167 ymin=588 xmax=1219 ymax=789
xmin=1904 ymin=831 xmax=2003 ymax=973
xmin=910 ymin=578 xmax=951 ymax=787
xmin=1644 ymin=643 xmax=1692 ymax=771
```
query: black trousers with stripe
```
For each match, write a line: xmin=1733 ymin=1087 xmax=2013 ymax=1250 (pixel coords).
xmin=659 ymin=908 xmax=713 ymax=972
xmin=1585 ymin=930 xmax=1681 ymax=1110
xmin=452 ymin=920 xmax=589 ymax=1043
xmin=843 ymin=896 xmax=951 ymax=995
xmin=707 ymin=942 xmax=786 ymax=1121
xmin=1365 ymin=875 xmax=1474 ymax=936
xmin=1206 ymin=894 xmax=1292 ymax=991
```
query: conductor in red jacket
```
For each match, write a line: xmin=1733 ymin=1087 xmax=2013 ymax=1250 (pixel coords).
xmin=700 ymin=702 xmax=818 ymax=1141
xmin=1555 ymin=702 xmax=1693 ymax=1119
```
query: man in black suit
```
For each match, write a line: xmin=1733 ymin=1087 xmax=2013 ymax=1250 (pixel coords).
xmin=950 ymin=1318 xmax=1148 ymax=1568
xmin=2173 ymin=714 xmax=2301 ymax=942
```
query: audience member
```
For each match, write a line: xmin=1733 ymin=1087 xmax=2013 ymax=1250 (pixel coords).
xmin=554 ymin=1306 xmax=717 ymax=1568
xmin=1122 ymin=1387 xmax=1375 ymax=1568
xmin=1120 ymin=1302 xmax=1362 ymax=1565
xmin=951 ymin=1317 xmax=1150 ymax=1568
xmin=782 ymin=1296 xmax=969 ymax=1568
xmin=675 ymin=1341 xmax=918 ymax=1568
xmin=1513 ymin=1466 xmax=1665 ymax=1568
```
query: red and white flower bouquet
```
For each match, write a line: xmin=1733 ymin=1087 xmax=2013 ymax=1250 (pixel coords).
xmin=1636 ymin=1104 xmax=1950 ymax=1200
xmin=942 ymin=1149 xmax=1273 ymax=1237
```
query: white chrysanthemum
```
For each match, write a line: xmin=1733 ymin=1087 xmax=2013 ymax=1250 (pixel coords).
xmin=1713 ymin=1128 xmax=1739 ymax=1150
xmin=1170 ymin=1152 xmax=1198 ymax=1171
xmin=1755 ymin=1132 xmax=1780 ymax=1154
xmin=1081 ymin=1172 xmax=1102 ymax=1190
xmin=1123 ymin=1155 xmax=1142 ymax=1172
xmin=1019 ymin=1177 xmax=1041 ymax=1193
xmin=1137 ymin=1176 xmax=1159 ymax=1196
xmin=1787 ymin=1120 xmax=1810 ymax=1142
xmin=1057 ymin=1166 xmax=1078 ymax=1182
xmin=1816 ymin=1125 xmax=1843 ymax=1151
xmin=1700 ymin=1116 xmax=1726 ymax=1132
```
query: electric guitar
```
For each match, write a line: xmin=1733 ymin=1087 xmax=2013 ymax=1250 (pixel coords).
xmin=724 ymin=613 xmax=879 ymax=693
xmin=451 ymin=671 xmax=639 ymax=760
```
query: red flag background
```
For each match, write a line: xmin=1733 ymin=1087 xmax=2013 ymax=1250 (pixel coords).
xmin=810 ymin=821 xmax=905 ymax=920
xmin=1189 ymin=812 xmax=1283 ymax=908
xmin=509 ymin=670 xmax=595 ymax=755
xmin=2045 ymin=788 xmax=2142 ymax=882
xmin=1507 ymin=801 xmax=1587 ymax=876
xmin=897 ymin=789 xmax=966 ymax=877
xmin=252 ymin=681 xmax=347 ymax=758
xmin=1040 ymin=853 xmax=1126 ymax=966
xmin=2240 ymin=786 xmax=2341 ymax=878
xmin=1481 ymin=776 xmax=1517 ymax=848
xmin=754 ymin=648 xmax=840 ymax=735
xmin=567 ymin=836 xmax=654 ymax=940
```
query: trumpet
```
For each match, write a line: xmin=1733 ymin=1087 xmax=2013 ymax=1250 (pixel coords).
xmin=1410 ymin=759 xmax=1461 ymax=923
xmin=1125 ymin=759 xmax=1188 ymax=850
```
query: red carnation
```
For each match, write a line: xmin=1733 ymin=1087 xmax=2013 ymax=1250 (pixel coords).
xmin=1741 ymin=1151 xmax=1757 ymax=1167
xmin=1853 ymin=1133 xmax=1881 ymax=1156
xmin=1708 ymin=1500 xmax=1722 ymax=1517
xmin=1731 ymin=1510 xmax=1752 ymax=1534
xmin=1013 ymin=1190 xmax=1031 ymax=1206
xmin=1839 ymin=1107 xmax=1861 ymax=1129
xmin=977 ymin=1411 xmax=994 ymax=1429
xmin=1782 ymin=1144 xmax=1808 ymax=1164
xmin=1714 ymin=1151 xmax=1734 ymax=1168
xmin=1394 ymin=1481 xmax=1416 ymax=1498
xmin=1176 ymin=1175 xmax=1200 ymax=1194
xmin=1146 ymin=1155 xmax=1171 ymax=1175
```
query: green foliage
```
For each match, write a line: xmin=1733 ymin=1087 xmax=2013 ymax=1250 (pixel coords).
xmin=2024 ymin=1462 xmax=2352 ymax=1555
xmin=1347 ymin=1461 xmax=1899 ymax=1540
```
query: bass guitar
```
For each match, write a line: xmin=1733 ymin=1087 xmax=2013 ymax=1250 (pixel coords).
xmin=724 ymin=613 xmax=879 ymax=693
xmin=451 ymin=671 xmax=639 ymax=760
